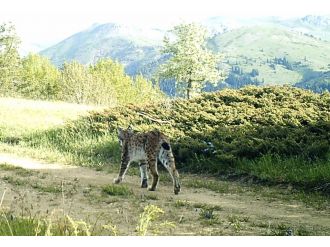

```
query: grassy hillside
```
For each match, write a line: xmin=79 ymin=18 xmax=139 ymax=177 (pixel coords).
xmin=23 ymin=86 xmax=330 ymax=193
xmin=210 ymin=26 xmax=330 ymax=85
xmin=0 ymin=97 xmax=101 ymax=163
xmin=0 ymin=97 xmax=100 ymax=136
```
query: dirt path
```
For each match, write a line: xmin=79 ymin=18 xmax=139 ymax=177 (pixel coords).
xmin=0 ymin=152 xmax=76 ymax=170
xmin=0 ymin=153 xmax=329 ymax=236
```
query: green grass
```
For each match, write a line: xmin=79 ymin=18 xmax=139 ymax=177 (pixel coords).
xmin=27 ymin=129 xmax=120 ymax=168
xmin=174 ymin=200 xmax=191 ymax=208
xmin=31 ymin=183 xmax=62 ymax=194
xmin=0 ymin=97 xmax=111 ymax=168
xmin=0 ymin=204 xmax=171 ymax=236
xmin=102 ymin=184 xmax=133 ymax=196
xmin=0 ymin=214 xmax=45 ymax=236
xmin=0 ymin=213 xmax=93 ymax=236
xmin=198 ymin=209 xmax=223 ymax=226
xmin=0 ymin=163 xmax=21 ymax=171
xmin=0 ymin=163 xmax=35 ymax=176
xmin=185 ymin=179 xmax=230 ymax=193
xmin=193 ymin=203 xmax=223 ymax=212
xmin=0 ymin=97 xmax=100 ymax=138
xmin=265 ymin=222 xmax=316 ymax=236
xmin=236 ymin=155 xmax=330 ymax=190
xmin=2 ymin=176 xmax=25 ymax=186
xmin=140 ymin=194 xmax=159 ymax=201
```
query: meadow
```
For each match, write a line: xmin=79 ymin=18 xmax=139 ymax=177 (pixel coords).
xmin=0 ymin=86 xmax=329 ymax=236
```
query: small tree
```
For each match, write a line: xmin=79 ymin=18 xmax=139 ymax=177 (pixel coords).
xmin=0 ymin=22 xmax=21 ymax=95
xmin=90 ymin=59 xmax=164 ymax=105
xmin=18 ymin=53 xmax=60 ymax=99
xmin=60 ymin=61 xmax=98 ymax=104
xmin=157 ymin=23 xmax=222 ymax=99
xmin=89 ymin=59 xmax=132 ymax=104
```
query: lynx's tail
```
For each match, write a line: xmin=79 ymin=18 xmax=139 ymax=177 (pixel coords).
xmin=161 ymin=142 xmax=170 ymax=151
xmin=158 ymin=141 xmax=181 ymax=195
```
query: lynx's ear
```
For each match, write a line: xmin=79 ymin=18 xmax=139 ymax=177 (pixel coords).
xmin=127 ymin=125 xmax=133 ymax=131
xmin=117 ymin=127 xmax=124 ymax=137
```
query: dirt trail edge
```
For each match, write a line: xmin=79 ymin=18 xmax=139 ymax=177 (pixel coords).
xmin=0 ymin=152 xmax=329 ymax=235
xmin=0 ymin=152 xmax=76 ymax=170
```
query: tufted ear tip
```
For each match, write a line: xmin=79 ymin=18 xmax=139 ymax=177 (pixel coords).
xmin=117 ymin=127 xmax=123 ymax=134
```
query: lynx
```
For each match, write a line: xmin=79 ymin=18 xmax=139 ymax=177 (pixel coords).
xmin=114 ymin=127 xmax=181 ymax=195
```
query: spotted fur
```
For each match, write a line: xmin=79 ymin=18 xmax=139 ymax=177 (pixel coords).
xmin=114 ymin=127 xmax=181 ymax=195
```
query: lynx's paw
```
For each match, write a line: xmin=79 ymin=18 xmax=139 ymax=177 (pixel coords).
xmin=141 ymin=178 xmax=148 ymax=188
xmin=174 ymin=184 xmax=181 ymax=195
xmin=148 ymin=186 xmax=156 ymax=191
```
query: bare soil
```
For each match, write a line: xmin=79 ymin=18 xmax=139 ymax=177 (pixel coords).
xmin=0 ymin=153 xmax=329 ymax=236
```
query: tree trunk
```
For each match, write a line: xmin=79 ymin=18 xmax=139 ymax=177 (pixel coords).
xmin=187 ymin=80 xmax=192 ymax=99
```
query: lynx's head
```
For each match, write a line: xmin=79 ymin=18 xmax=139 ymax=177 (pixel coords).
xmin=117 ymin=126 xmax=135 ymax=147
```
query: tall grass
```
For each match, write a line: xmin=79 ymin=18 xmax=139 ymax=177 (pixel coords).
xmin=0 ymin=198 xmax=170 ymax=236
xmin=236 ymin=155 xmax=330 ymax=190
xmin=26 ymin=125 xmax=121 ymax=168
xmin=0 ymin=97 xmax=114 ymax=167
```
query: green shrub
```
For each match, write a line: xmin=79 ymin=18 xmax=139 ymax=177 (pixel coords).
xmin=26 ymin=86 xmax=330 ymax=189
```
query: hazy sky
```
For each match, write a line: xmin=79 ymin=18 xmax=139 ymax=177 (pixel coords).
xmin=1 ymin=0 xmax=329 ymax=53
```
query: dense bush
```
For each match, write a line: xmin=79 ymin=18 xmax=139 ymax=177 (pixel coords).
xmin=60 ymin=86 xmax=330 ymax=163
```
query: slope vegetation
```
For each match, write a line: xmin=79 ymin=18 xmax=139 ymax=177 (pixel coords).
xmin=28 ymin=86 xmax=330 ymax=192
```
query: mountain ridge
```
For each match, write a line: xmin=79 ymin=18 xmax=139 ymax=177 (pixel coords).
xmin=39 ymin=15 xmax=330 ymax=92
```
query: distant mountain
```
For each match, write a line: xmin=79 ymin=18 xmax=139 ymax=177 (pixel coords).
xmin=300 ymin=15 xmax=330 ymax=28
xmin=204 ymin=15 xmax=330 ymax=41
xmin=40 ymin=15 xmax=330 ymax=93
xmin=40 ymin=23 xmax=165 ymax=75
xmin=209 ymin=26 xmax=330 ymax=86
xmin=275 ymin=15 xmax=330 ymax=41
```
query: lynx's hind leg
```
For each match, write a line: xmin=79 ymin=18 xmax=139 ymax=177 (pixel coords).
xmin=139 ymin=161 xmax=148 ymax=188
xmin=159 ymin=143 xmax=181 ymax=195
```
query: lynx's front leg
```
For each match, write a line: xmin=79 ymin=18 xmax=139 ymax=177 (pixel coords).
xmin=147 ymin=157 xmax=159 ymax=191
xmin=114 ymin=153 xmax=130 ymax=184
